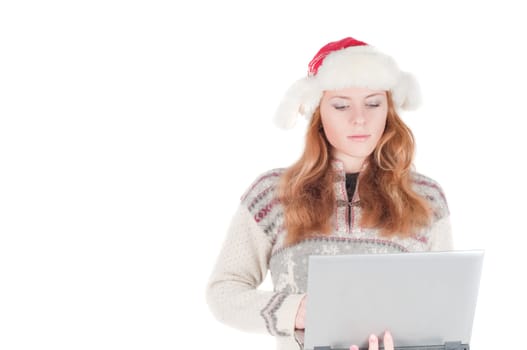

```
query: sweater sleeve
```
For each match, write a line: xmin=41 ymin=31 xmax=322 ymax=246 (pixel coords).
xmin=205 ymin=203 xmax=305 ymax=337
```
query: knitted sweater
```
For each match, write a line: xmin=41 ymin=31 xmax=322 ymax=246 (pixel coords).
xmin=206 ymin=161 xmax=453 ymax=350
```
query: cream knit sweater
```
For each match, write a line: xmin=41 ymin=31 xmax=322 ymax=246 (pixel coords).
xmin=206 ymin=162 xmax=453 ymax=350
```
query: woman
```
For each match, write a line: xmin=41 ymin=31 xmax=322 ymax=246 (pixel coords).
xmin=206 ymin=37 xmax=453 ymax=350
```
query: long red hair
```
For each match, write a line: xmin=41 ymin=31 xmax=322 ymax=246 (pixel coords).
xmin=278 ymin=92 xmax=431 ymax=246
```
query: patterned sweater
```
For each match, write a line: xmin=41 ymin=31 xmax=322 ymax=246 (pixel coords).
xmin=206 ymin=161 xmax=453 ymax=350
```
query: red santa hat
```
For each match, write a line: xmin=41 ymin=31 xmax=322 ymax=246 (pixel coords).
xmin=274 ymin=37 xmax=422 ymax=129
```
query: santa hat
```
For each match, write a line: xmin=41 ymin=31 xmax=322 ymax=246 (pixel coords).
xmin=274 ymin=37 xmax=421 ymax=129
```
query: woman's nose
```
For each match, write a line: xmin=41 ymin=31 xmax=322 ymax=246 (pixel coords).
xmin=349 ymin=107 xmax=366 ymax=125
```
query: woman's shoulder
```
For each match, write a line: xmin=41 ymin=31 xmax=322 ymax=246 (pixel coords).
xmin=238 ymin=168 xmax=286 ymax=238
xmin=240 ymin=168 xmax=285 ymax=204
xmin=410 ymin=171 xmax=450 ymax=219
xmin=410 ymin=172 xmax=447 ymax=196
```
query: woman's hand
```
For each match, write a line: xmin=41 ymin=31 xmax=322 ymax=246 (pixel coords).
xmin=350 ymin=331 xmax=394 ymax=350
xmin=294 ymin=295 xmax=307 ymax=329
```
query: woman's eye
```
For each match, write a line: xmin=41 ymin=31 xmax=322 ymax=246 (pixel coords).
xmin=366 ymin=102 xmax=380 ymax=108
xmin=333 ymin=105 xmax=349 ymax=111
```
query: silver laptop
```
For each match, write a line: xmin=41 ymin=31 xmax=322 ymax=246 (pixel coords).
xmin=303 ymin=250 xmax=484 ymax=350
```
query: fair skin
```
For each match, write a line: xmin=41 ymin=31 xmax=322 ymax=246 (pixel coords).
xmin=295 ymin=87 xmax=391 ymax=349
xmin=319 ymin=87 xmax=388 ymax=172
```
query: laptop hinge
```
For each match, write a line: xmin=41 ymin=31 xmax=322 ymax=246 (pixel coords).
xmin=313 ymin=341 xmax=469 ymax=350
xmin=445 ymin=341 xmax=469 ymax=350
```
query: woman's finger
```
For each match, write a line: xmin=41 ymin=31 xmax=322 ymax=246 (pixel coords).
xmin=294 ymin=296 xmax=307 ymax=329
xmin=368 ymin=334 xmax=379 ymax=350
xmin=383 ymin=331 xmax=394 ymax=350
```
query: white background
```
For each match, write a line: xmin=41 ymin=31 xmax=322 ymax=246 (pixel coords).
xmin=1 ymin=1 xmax=526 ymax=349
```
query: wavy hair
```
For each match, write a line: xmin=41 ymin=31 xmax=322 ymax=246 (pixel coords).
xmin=278 ymin=91 xmax=431 ymax=246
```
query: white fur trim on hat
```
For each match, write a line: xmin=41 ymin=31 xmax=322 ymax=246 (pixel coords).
xmin=274 ymin=45 xmax=421 ymax=129
xmin=273 ymin=77 xmax=321 ymax=129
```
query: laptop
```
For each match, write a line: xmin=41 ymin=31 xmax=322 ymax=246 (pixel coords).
xmin=303 ymin=250 xmax=484 ymax=350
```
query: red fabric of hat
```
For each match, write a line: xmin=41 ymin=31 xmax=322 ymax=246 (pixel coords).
xmin=308 ymin=37 xmax=368 ymax=76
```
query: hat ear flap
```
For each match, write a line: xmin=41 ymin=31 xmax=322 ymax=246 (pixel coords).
xmin=391 ymin=72 xmax=422 ymax=110
xmin=274 ymin=78 xmax=321 ymax=129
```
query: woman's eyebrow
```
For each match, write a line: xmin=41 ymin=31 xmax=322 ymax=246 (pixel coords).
xmin=330 ymin=93 xmax=384 ymax=100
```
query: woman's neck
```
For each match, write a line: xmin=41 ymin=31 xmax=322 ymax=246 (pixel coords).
xmin=333 ymin=155 xmax=366 ymax=173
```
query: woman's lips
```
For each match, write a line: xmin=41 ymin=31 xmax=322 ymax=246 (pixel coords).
xmin=348 ymin=135 xmax=370 ymax=142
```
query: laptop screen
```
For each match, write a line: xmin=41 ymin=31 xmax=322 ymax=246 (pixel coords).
xmin=303 ymin=250 xmax=483 ymax=350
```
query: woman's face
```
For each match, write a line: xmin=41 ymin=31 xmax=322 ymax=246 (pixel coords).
xmin=319 ymin=87 xmax=388 ymax=172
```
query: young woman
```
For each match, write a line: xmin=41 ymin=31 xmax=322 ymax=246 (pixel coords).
xmin=206 ymin=37 xmax=453 ymax=350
